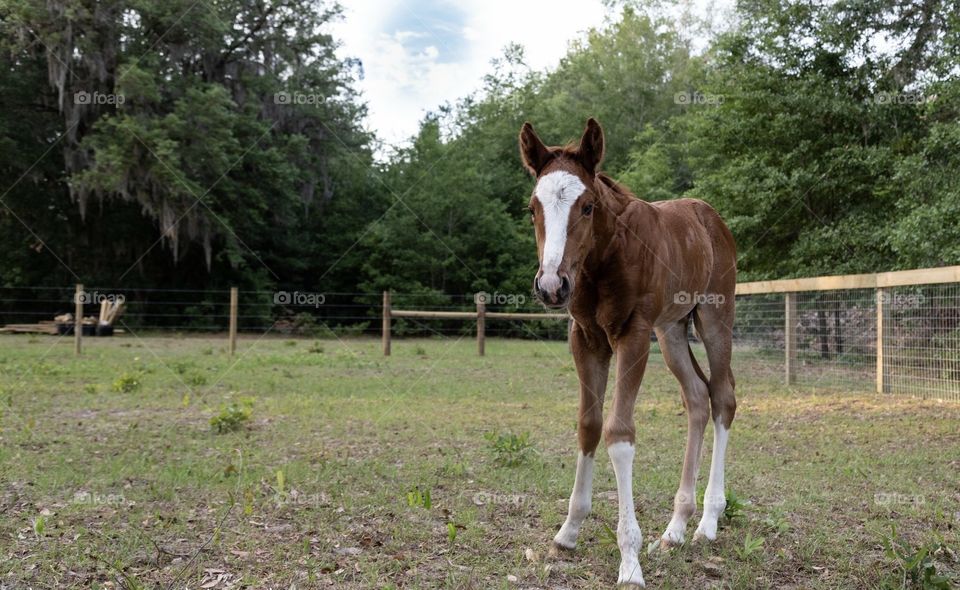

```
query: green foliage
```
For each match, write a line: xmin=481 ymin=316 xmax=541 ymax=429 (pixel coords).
xmin=761 ymin=510 xmax=792 ymax=536
xmin=600 ymin=522 xmax=618 ymax=550
xmin=695 ymin=487 xmax=747 ymax=524
xmin=0 ymin=0 xmax=379 ymax=294
xmin=484 ymin=431 xmax=535 ymax=467
xmin=723 ymin=490 xmax=748 ymax=522
xmin=185 ymin=373 xmax=208 ymax=387
xmin=406 ymin=487 xmax=432 ymax=509
xmin=210 ymin=398 xmax=254 ymax=433
xmin=735 ymin=532 xmax=765 ymax=559
xmin=880 ymin=526 xmax=954 ymax=590
xmin=0 ymin=0 xmax=957 ymax=301
xmin=111 ymin=372 xmax=143 ymax=394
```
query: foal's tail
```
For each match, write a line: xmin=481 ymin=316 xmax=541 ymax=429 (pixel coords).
xmin=687 ymin=308 xmax=709 ymax=386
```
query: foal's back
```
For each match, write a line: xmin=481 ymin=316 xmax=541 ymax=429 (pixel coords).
xmin=653 ymin=197 xmax=737 ymax=282
xmin=616 ymin=196 xmax=737 ymax=311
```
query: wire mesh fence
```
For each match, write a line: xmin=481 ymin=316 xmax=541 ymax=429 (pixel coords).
xmin=2 ymin=266 xmax=959 ymax=400
xmin=734 ymin=274 xmax=960 ymax=401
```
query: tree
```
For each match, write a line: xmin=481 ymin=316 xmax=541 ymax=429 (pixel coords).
xmin=1 ymin=0 xmax=380 ymax=291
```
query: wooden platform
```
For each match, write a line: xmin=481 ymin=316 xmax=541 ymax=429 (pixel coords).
xmin=0 ymin=321 xmax=59 ymax=334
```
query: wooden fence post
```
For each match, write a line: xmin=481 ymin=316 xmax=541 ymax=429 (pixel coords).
xmin=568 ymin=317 xmax=574 ymax=353
xmin=476 ymin=295 xmax=485 ymax=356
xmin=876 ymin=288 xmax=889 ymax=394
xmin=784 ymin=292 xmax=797 ymax=385
xmin=382 ymin=291 xmax=391 ymax=356
xmin=74 ymin=283 xmax=83 ymax=355
xmin=229 ymin=287 xmax=238 ymax=356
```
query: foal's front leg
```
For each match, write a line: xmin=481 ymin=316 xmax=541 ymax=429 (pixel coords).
xmin=605 ymin=332 xmax=650 ymax=588
xmin=554 ymin=324 xmax=611 ymax=550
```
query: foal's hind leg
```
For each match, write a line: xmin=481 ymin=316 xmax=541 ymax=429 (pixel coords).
xmin=554 ymin=323 xmax=611 ymax=551
xmin=691 ymin=302 xmax=737 ymax=542
xmin=655 ymin=320 xmax=710 ymax=547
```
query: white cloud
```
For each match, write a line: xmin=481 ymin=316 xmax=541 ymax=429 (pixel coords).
xmin=330 ymin=0 xmax=733 ymax=152
xmin=331 ymin=0 xmax=606 ymax=149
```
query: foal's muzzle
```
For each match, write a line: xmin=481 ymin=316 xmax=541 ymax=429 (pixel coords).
xmin=535 ymin=272 xmax=571 ymax=308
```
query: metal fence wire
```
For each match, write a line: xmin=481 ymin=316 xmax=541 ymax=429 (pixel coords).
xmin=0 ymin=287 xmax=562 ymax=339
xmin=733 ymin=271 xmax=960 ymax=401
xmin=2 ymin=266 xmax=959 ymax=401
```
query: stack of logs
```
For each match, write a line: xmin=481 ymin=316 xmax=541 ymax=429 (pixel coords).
xmin=0 ymin=299 xmax=124 ymax=335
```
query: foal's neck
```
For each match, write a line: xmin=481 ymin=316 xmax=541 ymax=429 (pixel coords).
xmin=590 ymin=176 xmax=641 ymax=256
xmin=579 ymin=175 xmax=658 ymax=289
xmin=597 ymin=179 xmax=634 ymax=218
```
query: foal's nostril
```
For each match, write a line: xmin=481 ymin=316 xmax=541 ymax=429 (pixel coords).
xmin=558 ymin=276 xmax=570 ymax=300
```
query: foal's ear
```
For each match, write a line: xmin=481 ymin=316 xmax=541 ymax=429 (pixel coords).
xmin=519 ymin=122 xmax=551 ymax=176
xmin=577 ymin=118 xmax=605 ymax=174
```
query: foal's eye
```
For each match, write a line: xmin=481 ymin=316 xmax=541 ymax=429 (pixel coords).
xmin=581 ymin=203 xmax=594 ymax=216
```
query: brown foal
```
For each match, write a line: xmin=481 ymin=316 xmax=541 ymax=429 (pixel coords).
xmin=520 ymin=118 xmax=737 ymax=588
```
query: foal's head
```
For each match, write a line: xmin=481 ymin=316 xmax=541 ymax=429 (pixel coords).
xmin=519 ymin=118 xmax=605 ymax=308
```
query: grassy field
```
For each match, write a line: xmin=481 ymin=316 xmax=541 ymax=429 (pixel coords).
xmin=0 ymin=333 xmax=958 ymax=589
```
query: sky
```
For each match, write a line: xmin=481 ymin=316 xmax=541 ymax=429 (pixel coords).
xmin=330 ymin=0 xmax=606 ymax=148
xmin=330 ymin=0 xmax=732 ymax=150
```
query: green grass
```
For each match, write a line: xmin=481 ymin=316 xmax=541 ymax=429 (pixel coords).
xmin=0 ymin=334 xmax=958 ymax=589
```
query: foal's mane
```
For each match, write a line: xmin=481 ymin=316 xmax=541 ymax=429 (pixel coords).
xmin=596 ymin=173 xmax=635 ymax=199
xmin=548 ymin=145 xmax=637 ymax=201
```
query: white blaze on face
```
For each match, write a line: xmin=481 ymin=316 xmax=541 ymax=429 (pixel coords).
xmin=534 ymin=171 xmax=586 ymax=292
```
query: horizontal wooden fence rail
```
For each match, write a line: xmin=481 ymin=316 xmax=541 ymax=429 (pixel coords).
xmin=736 ymin=265 xmax=960 ymax=400
xmin=2 ymin=269 xmax=957 ymax=399
xmin=382 ymin=264 xmax=960 ymax=400
xmin=381 ymin=291 xmax=569 ymax=356
xmin=735 ymin=265 xmax=960 ymax=294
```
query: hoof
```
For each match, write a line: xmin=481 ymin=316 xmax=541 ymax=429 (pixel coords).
xmin=659 ymin=536 xmax=683 ymax=551
xmin=548 ymin=541 xmax=575 ymax=558
xmin=659 ymin=527 xmax=685 ymax=550
xmin=617 ymin=562 xmax=645 ymax=587
xmin=692 ymin=527 xmax=717 ymax=543
xmin=693 ymin=517 xmax=719 ymax=542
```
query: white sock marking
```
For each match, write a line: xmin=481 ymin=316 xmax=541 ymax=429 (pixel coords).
xmin=695 ymin=422 xmax=729 ymax=541
xmin=662 ymin=511 xmax=689 ymax=545
xmin=554 ymin=452 xmax=594 ymax=549
xmin=608 ymin=441 xmax=645 ymax=587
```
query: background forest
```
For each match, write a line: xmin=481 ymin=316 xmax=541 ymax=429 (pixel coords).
xmin=1 ymin=0 xmax=957 ymax=303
